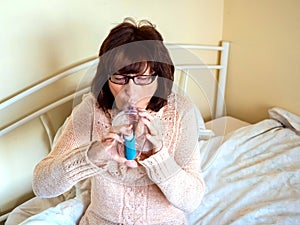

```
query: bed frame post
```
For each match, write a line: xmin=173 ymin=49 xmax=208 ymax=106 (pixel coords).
xmin=215 ymin=41 xmax=230 ymax=118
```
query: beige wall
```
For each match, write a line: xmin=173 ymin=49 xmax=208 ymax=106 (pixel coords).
xmin=0 ymin=0 xmax=224 ymax=214
xmin=223 ymin=0 xmax=300 ymax=123
xmin=0 ymin=0 xmax=223 ymax=100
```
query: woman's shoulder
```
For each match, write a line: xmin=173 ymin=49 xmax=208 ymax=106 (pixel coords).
xmin=73 ymin=92 xmax=98 ymax=109
xmin=168 ymin=91 xmax=195 ymax=112
xmin=167 ymin=92 xmax=204 ymax=124
xmin=71 ymin=92 xmax=100 ymax=115
xmin=81 ymin=92 xmax=97 ymax=104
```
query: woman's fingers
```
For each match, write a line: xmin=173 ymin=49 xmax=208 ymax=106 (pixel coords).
xmin=102 ymin=132 xmax=124 ymax=145
xmin=125 ymin=160 xmax=138 ymax=168
xmin=138 ymin=111 xmax=160 ymax=136
xmin=140 ymin=117 xmax=157 ymax=135
xmin=110 ymin=124 xmax=133 ymax=136
xmin=102 ymin=124 xmax=134 ymax=146
xmin=101 ymin=130 xmax=139 ymax=168
xmin=137 ymin=110 xmax=163 ymax=152
xmin=106 ymin=146 xmax=138 ymax=168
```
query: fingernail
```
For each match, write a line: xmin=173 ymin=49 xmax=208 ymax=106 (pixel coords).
xmin=126 ymin=160 xmax=138 ymax=168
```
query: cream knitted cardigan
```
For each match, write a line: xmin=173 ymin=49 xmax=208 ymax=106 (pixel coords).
xmin=32 ymin=92 xmax=205 ymax=225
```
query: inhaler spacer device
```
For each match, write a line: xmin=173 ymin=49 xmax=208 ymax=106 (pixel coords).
xmin=112 ymin=105 xmax=139 ymax=160
xmin=123 ymin=106 xmax=138 ymax=160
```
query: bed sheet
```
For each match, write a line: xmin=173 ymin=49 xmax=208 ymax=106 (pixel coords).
xmin=200 ymin=116 xmax=250 ymax=172
xmin=187 ymin=107 xmax=300 ymax=225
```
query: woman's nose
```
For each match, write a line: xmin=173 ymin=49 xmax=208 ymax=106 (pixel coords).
xmin=124 ymin=79 xmax=136 ymax=95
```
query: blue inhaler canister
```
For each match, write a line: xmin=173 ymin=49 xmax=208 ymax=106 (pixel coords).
xmin=124 ymin=132 xmax=136 ymax=160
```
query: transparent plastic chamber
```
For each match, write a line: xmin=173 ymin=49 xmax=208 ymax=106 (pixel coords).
xmin=112 ymin=105 xmax=150 ymax=160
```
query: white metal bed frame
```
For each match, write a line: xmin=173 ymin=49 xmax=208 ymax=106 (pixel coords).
xmin=0 ymin=41 xmax=229 ymax=222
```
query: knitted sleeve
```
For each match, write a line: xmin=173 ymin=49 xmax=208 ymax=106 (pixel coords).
xmin=139 ymin=96 xmax=205 ymax=213
xmin=32 ymin=94 xmax=101 ymax=198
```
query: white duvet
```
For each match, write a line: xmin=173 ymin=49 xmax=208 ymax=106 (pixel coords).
xmin=187 ymin=107 xmax=300 ymax=225
xmin=6 ymin=107 xmax=300 ymax=225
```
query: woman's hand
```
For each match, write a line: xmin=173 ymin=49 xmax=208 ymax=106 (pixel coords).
xmin=137 ymin=109 xmax=164 ymax=160
xmin=87 ymin=124 xmax=138 ymax=168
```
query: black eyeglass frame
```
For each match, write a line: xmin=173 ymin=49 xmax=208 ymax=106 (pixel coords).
xmin=108 ymin=73 xmax=158 ymax=85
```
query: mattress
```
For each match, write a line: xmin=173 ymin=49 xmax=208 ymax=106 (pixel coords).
xmin=205 ymin=116 xmax=250 ymax=136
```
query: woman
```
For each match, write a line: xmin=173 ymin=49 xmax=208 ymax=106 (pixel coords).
xmin=32 ymin=18 xmax=205 ymax=225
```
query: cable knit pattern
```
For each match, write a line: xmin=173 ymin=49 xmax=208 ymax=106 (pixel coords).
xmin=32 ymin=92 xmax=205 ymax=225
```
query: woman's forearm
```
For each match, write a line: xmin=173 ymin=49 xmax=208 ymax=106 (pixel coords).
xmin=32 ymin=144 xmax=99 ymax=198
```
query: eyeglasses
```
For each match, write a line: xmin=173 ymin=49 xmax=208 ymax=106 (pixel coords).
xmin=109 ymin=73 xmax=158 ymax=85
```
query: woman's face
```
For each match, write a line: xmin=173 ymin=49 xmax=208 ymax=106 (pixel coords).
xmin=108 ymin=66 xmax=158 ymax=110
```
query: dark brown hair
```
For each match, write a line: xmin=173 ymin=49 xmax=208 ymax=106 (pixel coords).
xmin=91 ymin=18 xmax=174 ymax=112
